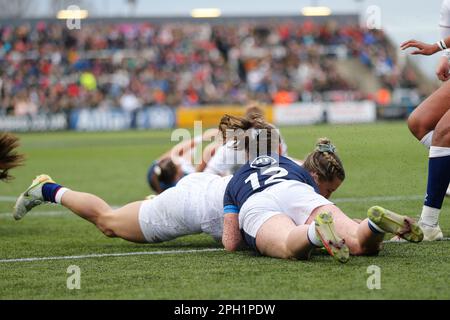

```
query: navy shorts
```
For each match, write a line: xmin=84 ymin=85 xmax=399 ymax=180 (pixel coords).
xmin=242 ymin=230 xmax=260 ymax=254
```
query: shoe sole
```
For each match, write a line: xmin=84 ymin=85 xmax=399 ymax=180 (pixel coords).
xmin=315 ymin=212 xmax=350 ymax=264
xmin=13 ymin=175 xmax=53 ymax=221
xmin=368 ymin=206 xmax=423 ymax=243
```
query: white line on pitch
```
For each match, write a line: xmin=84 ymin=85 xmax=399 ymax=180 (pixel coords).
xmin=0 ymin=248 xmax=224 ymax=263
xmin=383 ymin=237 xmax=450 ymax=243
xmin=0 ymin=196 xmax=17 ymax=202
xmin=0 ymin=210 xmax=69 ymax=219
xmin=1 ymin=238 xmax=449 ymax=263
xmin=333 ymin=195 xmax=424 ymax=203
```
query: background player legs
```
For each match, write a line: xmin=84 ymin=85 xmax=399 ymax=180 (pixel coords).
xmin=407 ymin=75 xmax=450 ymax=142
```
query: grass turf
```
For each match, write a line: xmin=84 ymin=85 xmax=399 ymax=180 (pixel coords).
xmin=0 ymin=122 xmax=449 ymax=299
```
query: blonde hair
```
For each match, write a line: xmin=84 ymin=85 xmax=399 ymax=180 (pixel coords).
xmin=302 ymin=138 xmax=345 ymax=182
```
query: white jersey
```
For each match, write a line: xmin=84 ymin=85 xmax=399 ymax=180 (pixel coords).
xmin=177 ymin=156 xmax=196 ymax=175
xmin=440 ymin=0 xmax=450 ymax=37
xmin=138 ymin=173 xmax=232 ymax=242
xmin=439 ymin=1 xmax=450 ymax=59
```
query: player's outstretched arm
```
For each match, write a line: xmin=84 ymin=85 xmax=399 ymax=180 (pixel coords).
xmin=222 ymin=213 xmax=244 ymax=252
xmin=400 ymin=36 xmax=450 ymax=56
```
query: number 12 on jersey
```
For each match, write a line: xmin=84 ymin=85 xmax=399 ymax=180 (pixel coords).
xmin=244 ymin=167 xmax=288 ymax=190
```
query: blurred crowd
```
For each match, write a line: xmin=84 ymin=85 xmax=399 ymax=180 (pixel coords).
xmin=0 ymin=19 xmax=423 ymax=115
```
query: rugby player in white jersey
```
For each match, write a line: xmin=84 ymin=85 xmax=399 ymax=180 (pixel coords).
xmin=399 ymin=0 xmax=450 ymax=240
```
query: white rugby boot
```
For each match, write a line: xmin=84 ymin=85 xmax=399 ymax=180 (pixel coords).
xmin=13 ymin=174 xmax=54 ymax=221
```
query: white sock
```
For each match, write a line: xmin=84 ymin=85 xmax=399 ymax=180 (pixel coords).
xmin=307 ymin=222 xmax=323 ymax=247
xmin=420 ymin=206 xmax=440 ymax=227
xmin=55 ymin=187 xmax=70 ymax=204
xmin=368 ymin=219 xmax=385 ymax=233
xmin=420 ymin=131 xmax=434 ymax=149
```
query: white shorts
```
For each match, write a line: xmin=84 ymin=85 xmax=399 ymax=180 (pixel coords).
xmin=239 ymin=180 xmax=333 ymax=238
xmin=138 ymin=187 xmax=197 ymax=243
xmin=138 ymin=173 xmax=230 ymax=243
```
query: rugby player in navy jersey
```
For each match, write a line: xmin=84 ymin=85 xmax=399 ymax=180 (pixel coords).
xmin=220 ymin=115 xmax=423 ymax=263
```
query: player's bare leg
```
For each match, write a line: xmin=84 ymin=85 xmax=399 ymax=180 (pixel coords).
xmin=307 ymin=205 xmax=384 ymax=255
xmin=14 ymin=174 xmax=146 ymax=243
xmin=255 ymin=214 xmax=313 ymax=260
xmin=256 ymin=213 xmax=349 ymax=263
xmin=60 ymin=191 xmax=146 ymax=243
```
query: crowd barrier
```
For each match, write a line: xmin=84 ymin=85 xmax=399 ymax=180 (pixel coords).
xmin=0 ymin=101 xmax=403 ymax=132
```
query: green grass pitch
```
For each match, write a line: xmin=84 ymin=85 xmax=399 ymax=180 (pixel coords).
xmin=0 ymin=122 xmax=449 ymax=299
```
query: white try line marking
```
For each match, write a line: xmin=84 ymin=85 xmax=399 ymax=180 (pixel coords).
xmin=0 ymin=248 xmax=224 ymax=263
xmin=0 ymin=196 xmax=17 ymax=202
xmin=333 ymin=195 xmax=424 ymax=203
xmin=0 ymin=238 xmax=449 ymax=264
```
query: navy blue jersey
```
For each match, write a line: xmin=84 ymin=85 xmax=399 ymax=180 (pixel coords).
xmin=223 ymin=155 xmax=319 ymax=213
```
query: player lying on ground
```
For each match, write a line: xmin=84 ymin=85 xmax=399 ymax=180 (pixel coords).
xmin=400 ymin=21 xmax=450 ymax=241
xmin=146 ymin=127 xmax=218 ymax=194
xmin=13 ymin=117 xmax=423 ymax=263
xmin=219 ymin=115 xmax=423 ymax=263
xmin=0 ymin=132 xmax=24 ymax=182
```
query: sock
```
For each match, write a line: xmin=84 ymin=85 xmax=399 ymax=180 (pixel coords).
xmin=420 ymin=206 xmax=440 ymax=227
xmin=42 ymin=183 xmax=69 ymax=204
xmin=424 ymin=146 xmax=450 ymax=207
xmin=307 ymin=222 xmax=323 ymax=247
xmin=55 ymin=187 xmax=70 ymax=204
xmin=420 ymin=131 xmax=434 ymax=149
xmin=368 ymin=219 xmax=385 ymax=234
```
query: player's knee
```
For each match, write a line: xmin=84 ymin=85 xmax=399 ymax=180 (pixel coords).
xmin=96 ymin=214 xmax=117 ymax=238
xmin=407 ymin=113 xmax=427 ymax=140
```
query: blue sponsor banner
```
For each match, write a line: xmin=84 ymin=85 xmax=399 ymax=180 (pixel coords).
xmin=136 ymin=105 xmax=176 ymax=129
xmin=69 ymin=108 xmax=132 ymax=131
xmin=69 ymin=106 xmax=175 ymax=131
xmin=0 ymin=114 xmax=68 ymax=132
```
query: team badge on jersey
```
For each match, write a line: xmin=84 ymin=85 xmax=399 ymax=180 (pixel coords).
xmin=250 ymin=155 xmax=278 ymax=168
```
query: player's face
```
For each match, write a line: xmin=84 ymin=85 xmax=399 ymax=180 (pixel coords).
xmin=318 ymin=177 xmax=342 ymax=199
xmin=175 ymin=164 xmax=185 ymax=182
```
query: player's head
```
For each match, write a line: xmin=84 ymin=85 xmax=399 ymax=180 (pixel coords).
xmin=302 ymin=138 xmax=345 ymax=199
xmin=219 ymin=114 xmax=281 ymax=160
xmin=244 ymin=102 xmax=265 ymax=121
xmin=147 ymin=157 xmax=181 ymax=194
xmin=0 ymin=132 xmax=25 ymax=182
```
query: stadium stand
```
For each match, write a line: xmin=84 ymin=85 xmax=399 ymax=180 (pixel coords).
xmin=0 ymin=16 xmax=427 ymax=116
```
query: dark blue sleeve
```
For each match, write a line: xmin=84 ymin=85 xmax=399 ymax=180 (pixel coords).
xmin=223 ymin=183 xmax=239 ymax=214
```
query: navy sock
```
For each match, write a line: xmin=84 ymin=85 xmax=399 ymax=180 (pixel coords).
xmin=42 ymin=183 xmax=63 ymax=203
xmin=424 ymin=153 xmax=450 ymax=209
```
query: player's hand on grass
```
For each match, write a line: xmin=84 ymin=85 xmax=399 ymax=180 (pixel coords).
xmin=436 ymin=56 xmax=450 ymax=81
xmin=400 ymin=40 xmax=440 ymax=56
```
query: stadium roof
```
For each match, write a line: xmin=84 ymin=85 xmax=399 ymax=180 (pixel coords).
xmin=0 ymin=14 xmax=360 ymax=26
